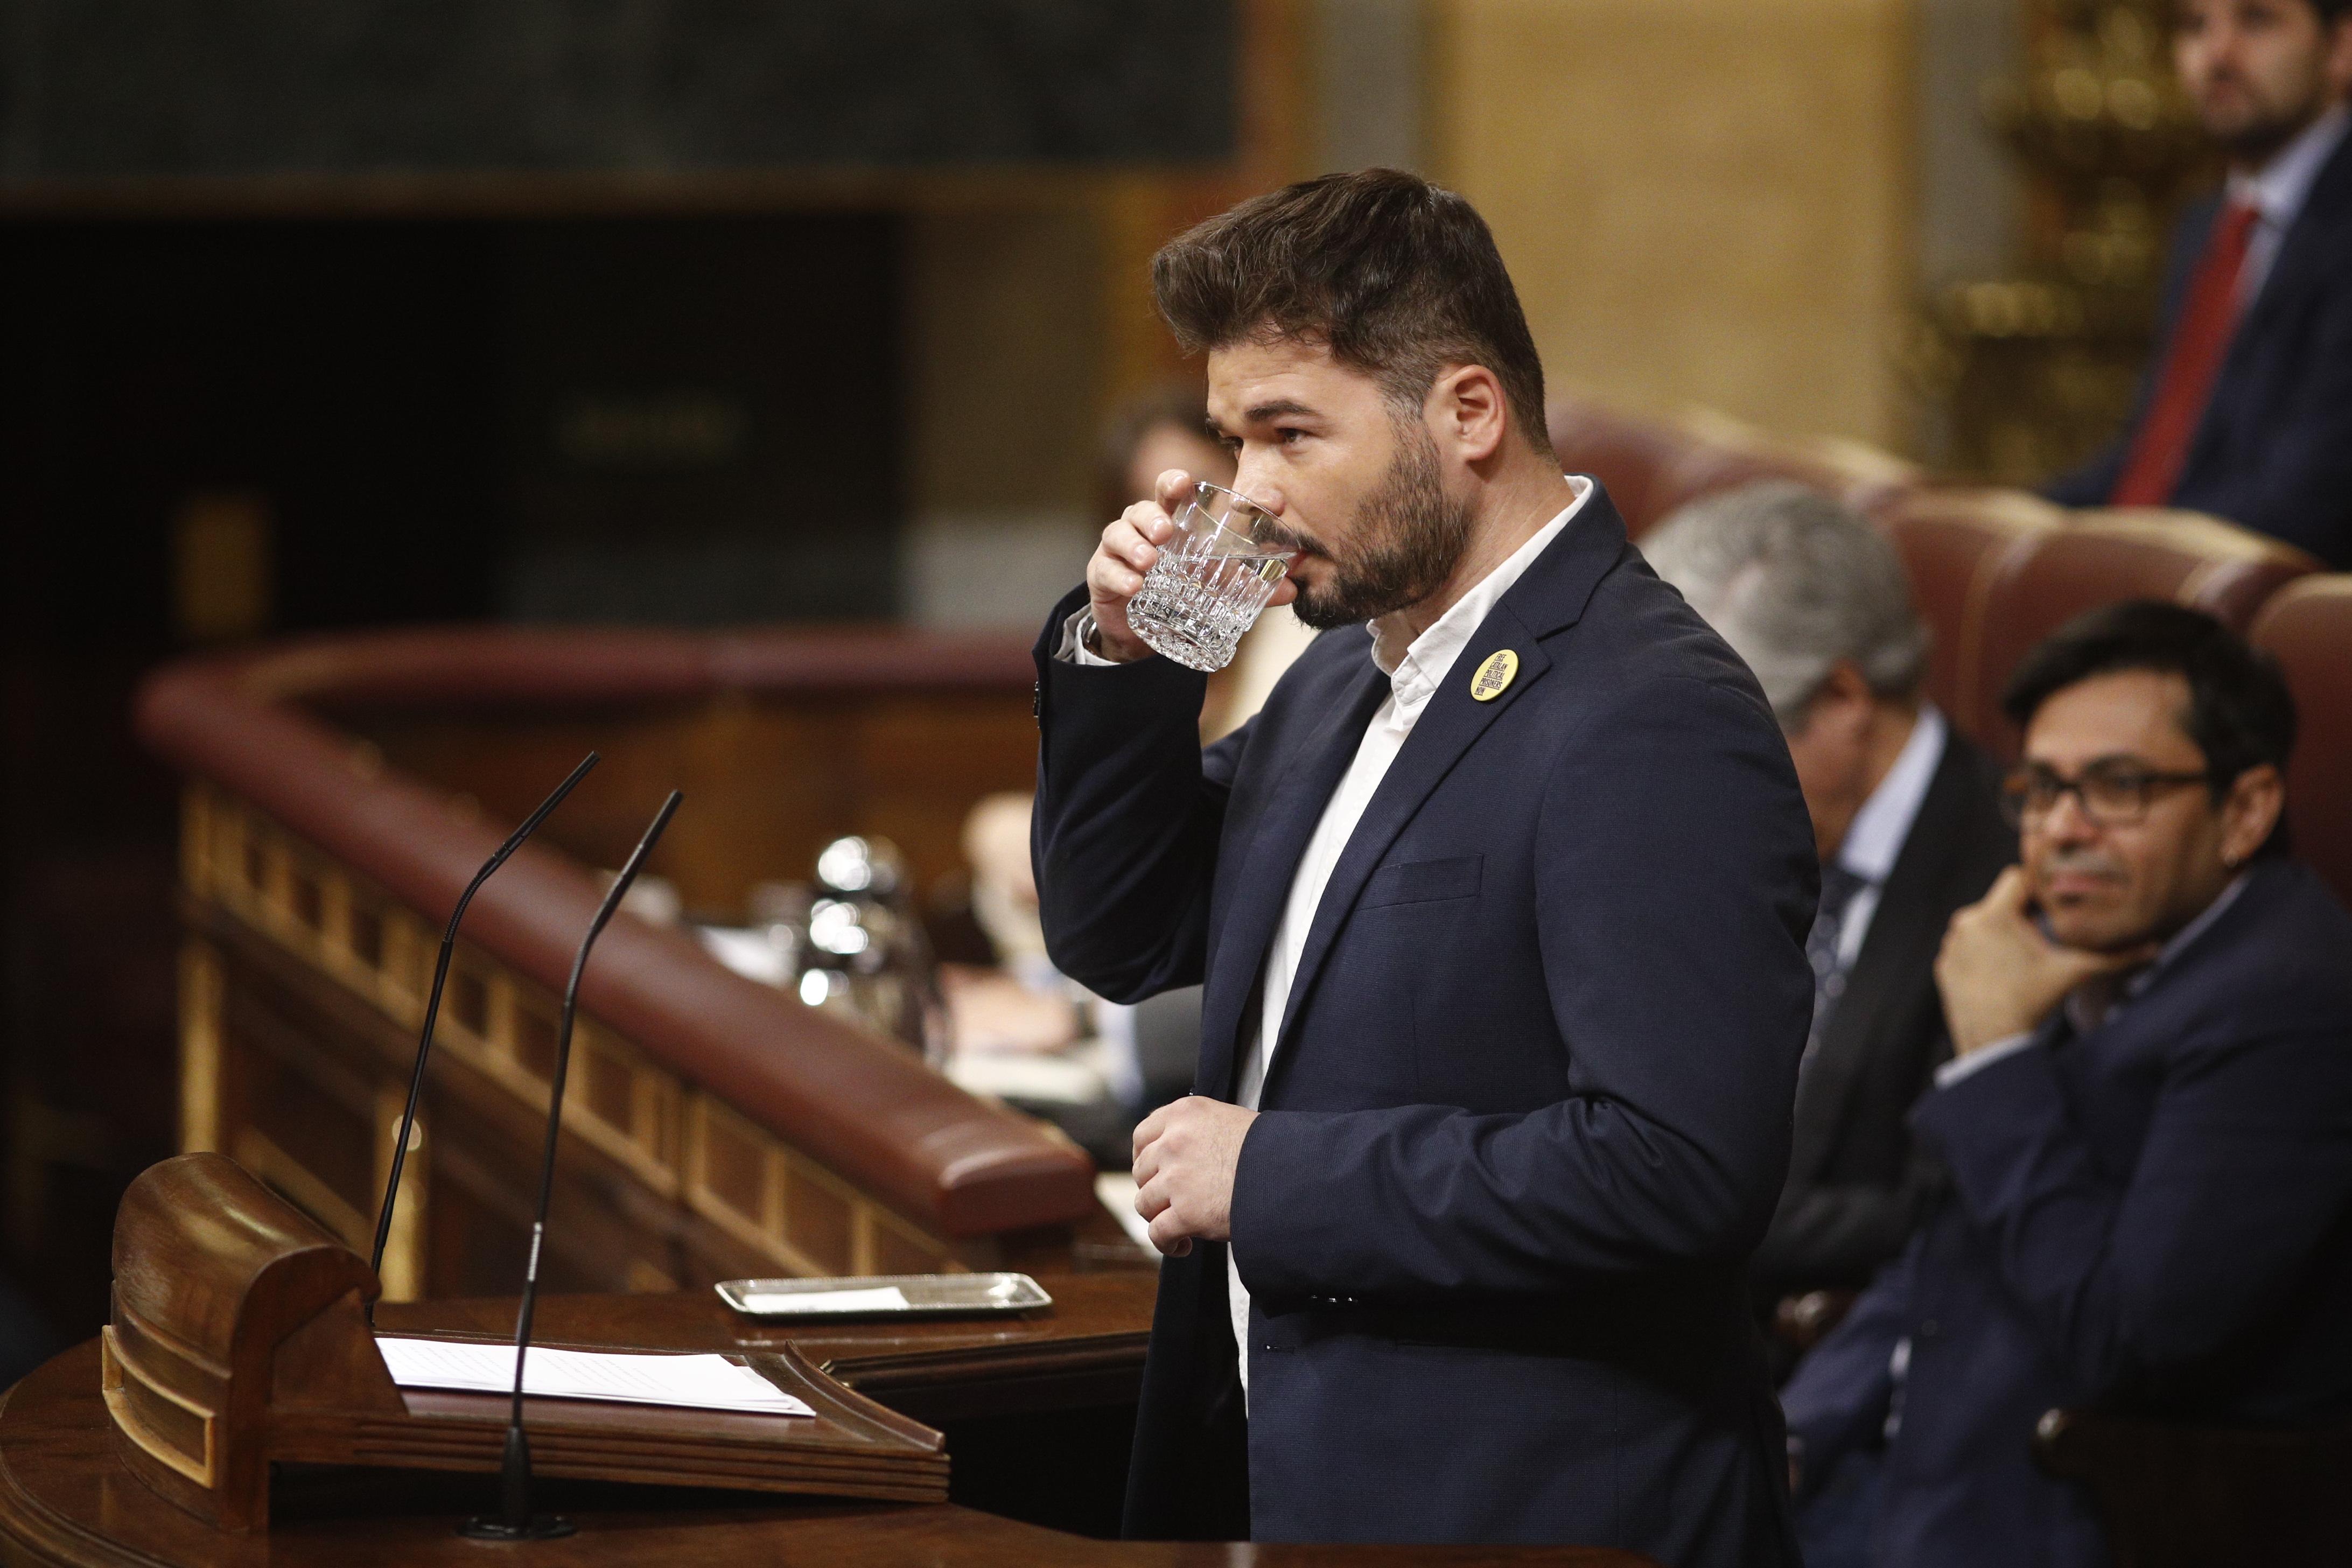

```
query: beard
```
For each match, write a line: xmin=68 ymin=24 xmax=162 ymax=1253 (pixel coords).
xmin=2193 ymin=67 xmax=2328 ymax=164
xmin=1283 ymin=422 xmax=1477 ymax=631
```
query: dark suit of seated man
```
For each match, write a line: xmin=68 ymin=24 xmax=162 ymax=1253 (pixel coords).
xmin=2045 ymin=0 xmax=2352 ymax=567
xmin=1644 ymin=484 xmax=2013 ymax=1319
xmin=1033 ymin=170 xmax=1818 ymax=1565
xmin=1780 ymin=602 xmax=2352 ymax=1568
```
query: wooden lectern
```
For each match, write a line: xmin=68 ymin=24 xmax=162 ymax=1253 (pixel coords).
xmin=100 ymin=1153 xmax=944 ymax=1533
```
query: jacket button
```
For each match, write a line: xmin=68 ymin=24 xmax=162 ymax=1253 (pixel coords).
xmin=1919 ymin=1318 xmax=1940 ymax=1340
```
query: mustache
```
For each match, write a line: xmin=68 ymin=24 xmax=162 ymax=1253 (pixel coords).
xmin=2039 ymin=850 xmax=2128 ymax=880
xmin=1255 ymin=519 xmax=1324 ymax=558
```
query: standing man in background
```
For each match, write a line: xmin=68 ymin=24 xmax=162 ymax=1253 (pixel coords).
xmin=2047 ymin=0 xmax=2352 ymax=566
xmin=1031 ymin=169 xmax=1817 ymax=1564
xmin=1643 ymin=484 xmax=2013 ymax=1327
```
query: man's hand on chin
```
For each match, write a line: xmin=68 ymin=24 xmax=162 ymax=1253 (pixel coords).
xmin=1131 ymin=1096 xmax=1258 ymax=1258
xmin=1936 ymin=866 xmax=2160 ymax=1056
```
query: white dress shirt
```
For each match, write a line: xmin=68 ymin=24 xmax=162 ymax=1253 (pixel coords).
xmin=1058 ymin=477 xmax=1598 ymax=1399
xmin=1825 ymin=705 xmax=1949 ymax=975
xmin=2229 ymin=104 xmax=2349 ymax=307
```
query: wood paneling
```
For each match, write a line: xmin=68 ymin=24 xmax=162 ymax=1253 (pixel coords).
xmin=178 ymin=786 xmax=972 ymax=1302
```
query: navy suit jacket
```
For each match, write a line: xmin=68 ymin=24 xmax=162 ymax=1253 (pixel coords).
xmin=1031 ymin=489 xmax=1819 ymax=1564
xmin=1752 ymin=726 xmax=2013 ymax=1305
xmin=1780 ymin=858 xmax=2352 ymax=1568
xmin=2047 ymin=129 xmax=2352 ymax=566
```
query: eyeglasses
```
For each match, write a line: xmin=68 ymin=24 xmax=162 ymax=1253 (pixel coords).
xmin=2000 ymin=759 xmax=2216 ymax=828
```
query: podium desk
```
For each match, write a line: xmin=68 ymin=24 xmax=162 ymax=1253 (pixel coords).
xmin=0 ymin=1276 xmax=1653 ymax=1567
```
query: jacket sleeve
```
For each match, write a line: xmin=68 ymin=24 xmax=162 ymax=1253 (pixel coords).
xmin=1029 ymin=585 xmax=1248 ymax=1005
xmin=1777 ymin=1237 xmax=1917 ymax=1495
xmin=1912 ymin=1014 xmax=2352 ymax=1399
xmin=2175 ymin=279 xmax=2352 ymax=566
xmin=1229 ymin=673 xmax=1817 ymax=1296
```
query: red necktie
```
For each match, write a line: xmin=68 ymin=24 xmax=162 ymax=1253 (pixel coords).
xmin=2110 ymin=200 xmax=2260 ymax=507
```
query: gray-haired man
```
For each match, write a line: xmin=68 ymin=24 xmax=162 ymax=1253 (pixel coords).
xmin=1644 ymin=483 xmax=2012 ymax=1314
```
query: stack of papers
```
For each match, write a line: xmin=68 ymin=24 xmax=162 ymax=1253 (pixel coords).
xmin=376 ymin=1336 xmax=813 ymax=1418
xmin=734 ymin=1285 xmax=909 ymax=1314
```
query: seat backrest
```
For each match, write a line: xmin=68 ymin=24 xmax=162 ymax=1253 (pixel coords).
xmin=1549 ymin=397 xmax=1919 ymax=540
xmin=1548 ymin=394 xmax=1716 ymax=537
xmin=1661 ymin=407 xmax=1921 ymax=529
xmin=1971 ymin=510 xmax=2319 ymax=759
xmin=1875 ymin=488 xmax=2063 ymax=742
xmin=2251 ymin=576 xmax=2352 ymax=911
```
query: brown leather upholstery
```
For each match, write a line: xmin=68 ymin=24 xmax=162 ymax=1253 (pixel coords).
xmin=1548 ymin=396 xmax=1919 ymax=540
xmin=136 ymin=627 xmax=1092 ymax=1240
xmin=1548 ymin=394 xmax=1716 ymax=537
xmin=1875 ymin=488 xmax=2063 ymax=740
xmin=2252 ymin=577 xmax=2352 ymax=911
xmin=1968 ymin=512 xmax=2320 ymax=759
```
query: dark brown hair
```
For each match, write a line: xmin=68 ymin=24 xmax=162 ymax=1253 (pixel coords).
xmin=1151 ymin=168 xmax=1553 ymax=453
xmin=2002 ymin=600 xmax=2296 ymax=854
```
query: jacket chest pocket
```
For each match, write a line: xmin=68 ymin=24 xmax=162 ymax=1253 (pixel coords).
xmin=1359 ymin=853 xmax=1483 ymax=909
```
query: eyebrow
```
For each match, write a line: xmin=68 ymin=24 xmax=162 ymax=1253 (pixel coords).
xmin=1243 ymin=398 xmax=1319 ymax=424
xmin=2021 ymin=751 xmax=2186 ymax=773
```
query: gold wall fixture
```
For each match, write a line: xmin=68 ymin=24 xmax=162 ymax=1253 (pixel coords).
xmin=1914 ymin=0 xmax=2211 ymax=485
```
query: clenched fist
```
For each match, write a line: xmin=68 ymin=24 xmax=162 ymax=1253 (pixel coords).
xmin=1936 ymin=866 xmax=2160 ymax=1056
xmin=1130 ymin=1095 xmax=1258 ymax=1257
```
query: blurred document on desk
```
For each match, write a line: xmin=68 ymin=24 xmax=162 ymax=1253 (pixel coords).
xmin=376 ymin=1337 xmax=813 ymax=1417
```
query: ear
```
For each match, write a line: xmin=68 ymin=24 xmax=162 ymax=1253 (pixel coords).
xmin=2218 ymin=762 xmax=2285 ymax=867
xmin=1797 ymin=662 xmax=1877 ymax=741
xmin=1426 ymin=364 xmax=1510 ymax=465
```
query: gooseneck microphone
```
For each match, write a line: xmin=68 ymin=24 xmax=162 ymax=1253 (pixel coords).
xmin=463 ymin=788 xmax=682 ymax=1543
xmin=367 ymin=752 xmax=600 ymax=1322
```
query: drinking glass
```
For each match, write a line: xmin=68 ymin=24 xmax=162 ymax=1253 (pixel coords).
xmin=1123 ymin=482 xmax=1294 ymax=672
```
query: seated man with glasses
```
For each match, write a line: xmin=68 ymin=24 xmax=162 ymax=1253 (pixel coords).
xmin=1779 ymin=600 xmax=2352 ymax=1568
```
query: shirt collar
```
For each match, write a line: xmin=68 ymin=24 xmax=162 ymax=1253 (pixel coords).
xmin=2228 ymin=104 xmax=2350 ymax=229
xmin=2063 ymin=870 xmax=2252 ymax=1035
xmin=1367 ymin=477 xmax=1594 ymax=725
xmin=1836 ymin=705 xmax=1949 ymax=886
xmin=2131 ymin=869 xmax=2250 ymax=996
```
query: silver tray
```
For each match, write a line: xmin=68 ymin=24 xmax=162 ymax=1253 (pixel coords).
xmin=715 ymin=1272 xmax=1053 ymax=1319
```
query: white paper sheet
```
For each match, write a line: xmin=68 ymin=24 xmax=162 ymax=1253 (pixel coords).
xmin=376 ymin=1337 xmax=813 ymax=1417
xmin=737 ymin=1285 xmax=911 ymax=1314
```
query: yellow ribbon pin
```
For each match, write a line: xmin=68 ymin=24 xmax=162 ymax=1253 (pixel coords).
xmin=1470 ymin=649 xmax=1520 ymax=702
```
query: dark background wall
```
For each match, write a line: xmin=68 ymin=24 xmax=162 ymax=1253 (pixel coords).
xmin=0 ymin=1 xmax=1236 ymax=178
xmin=0 ymin=0 xmax=1241 ymax=1353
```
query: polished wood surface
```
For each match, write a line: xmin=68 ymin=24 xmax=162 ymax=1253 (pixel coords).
xmin=102 ymin=1155 xmax=952 ymax=1536
xmin=2 ymin=1274 xmax=1653 ymax=1567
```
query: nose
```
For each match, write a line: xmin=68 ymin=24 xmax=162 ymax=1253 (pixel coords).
xmin=1230 ymin=469 xmax=1287 ymax=515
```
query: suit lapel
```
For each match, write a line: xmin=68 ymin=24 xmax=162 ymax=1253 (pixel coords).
xmin=1788 ymin=732 xmax=1971 ymax=1179
xmin=1214 ymin=486 xmax=1631 ymax=1107
xmin=2223 ymin=130 xmax=2352 ymax=358
xmin=1257 ymin=604 xmax=1553 ymax=1105
xmin=1195 ymin=654 xmax=1391 ymax=1101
